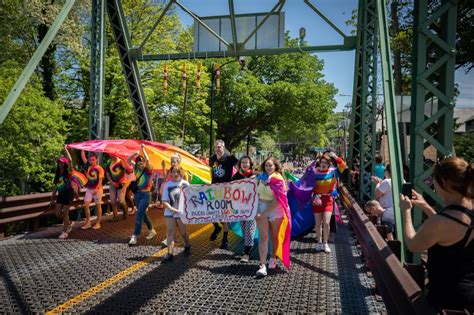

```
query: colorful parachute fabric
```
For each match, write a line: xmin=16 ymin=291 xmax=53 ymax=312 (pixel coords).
xmin=287 ymin=162 xmax=317 ymax=238
xmin=66 ymin=140 xmax=211 ymax=183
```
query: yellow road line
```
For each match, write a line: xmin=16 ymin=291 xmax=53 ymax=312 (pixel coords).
xmin=46 ymin=224 xmax=213 ymax=314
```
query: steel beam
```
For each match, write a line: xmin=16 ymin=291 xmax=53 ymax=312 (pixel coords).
xmin=377 ymin=0 xmax=406 ymax=263
xmin=106 ymin=0 xmax=155 ymax=140
xmin=0 ymin=0 xmax=76 ymax=124
xmin=136 ymin=42 xmax=356 ymax=61
xmin=409 ymin=0 xmax=457 ymax=261
xmin=139 ymin=1 xmax=174 ymax=51
xmin=304 ymin=0 xmax=348 ymax=39
xmin=348 ymin=0 xmax=378 ymax=201
xmin=241 ymin=1 xmax=285 ymax=47
xmin=174 ymin=0 xmax=231 ymax=48
xmin=348 ymin=0 xmax=365 ymax=187
xmin=89 ymin=0 xmax=106 ymax=140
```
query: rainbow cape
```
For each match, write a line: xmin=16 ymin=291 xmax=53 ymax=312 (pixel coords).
xmin=268 ymin=172 xmax=292 ymax=269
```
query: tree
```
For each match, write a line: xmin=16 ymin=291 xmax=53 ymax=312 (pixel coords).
xmin=454 ymin=131 xmax=474 ymax=163
xmin=0 ymin=62 xmax=67 ymax=196
xmin=211 ymin=36 xmax=337 ymax=152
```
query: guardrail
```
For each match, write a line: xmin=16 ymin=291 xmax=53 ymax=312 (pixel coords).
xmin=0 ymin=187 xmax=110 ymax=238
xmin=339 ymin=184 xmax=435 ymax=315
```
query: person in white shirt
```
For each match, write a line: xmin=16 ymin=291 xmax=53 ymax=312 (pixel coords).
xmin=161 ymin=165 xmax=190 ymax=263
xmin=371 ymin=164 xmax=394 ymax=240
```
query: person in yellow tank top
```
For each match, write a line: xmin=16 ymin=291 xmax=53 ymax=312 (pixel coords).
xmin=255 ymin=157 xmax=286 ymax=277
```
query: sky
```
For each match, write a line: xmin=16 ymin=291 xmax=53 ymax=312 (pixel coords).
xmin=174 ymin=0 xmax=473 ymax=112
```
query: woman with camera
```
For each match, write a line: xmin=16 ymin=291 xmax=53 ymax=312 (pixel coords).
xmin=400 ymin=155 xmax=473 ymax=312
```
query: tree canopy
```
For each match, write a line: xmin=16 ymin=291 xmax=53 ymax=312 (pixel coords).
xmin=0 ymin=0 xmax=338 ymax=195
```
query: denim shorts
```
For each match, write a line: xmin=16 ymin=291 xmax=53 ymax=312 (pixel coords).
xmin=258 ymin=201 xmax=284 ymax=222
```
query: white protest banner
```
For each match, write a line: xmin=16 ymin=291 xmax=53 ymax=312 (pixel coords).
xmin=179 ymin=178 xmax=258 ymax=224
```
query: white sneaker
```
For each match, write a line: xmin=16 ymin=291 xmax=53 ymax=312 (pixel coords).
xmin=128 ymin=235 xmax=138 ymax=246
xmin=58 ymin=232 xmax=68 ymax=239
xmin=268 ymin=258 xmax=277 ymax=270
xmin=316 ymin=242 xmax=322 ymax=252
xmin=256 ymin=264 xmax=267 ymax=277
xmin=66 ymin=222 xmax=74 ymax=234
xmin=146 ymin=229 xmax=157 ymax=240
xmin=323 ymin=243 xmax=331 ymax=253
xmin=240 ymin=254 xmax=250 ymax=263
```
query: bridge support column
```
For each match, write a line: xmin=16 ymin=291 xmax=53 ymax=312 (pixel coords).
xmin=348 ymin=0 xmax=378 ymax=202
xmin=89 ymin=0 xmax=106 ymax=140
xmin=409 ymin=0 xmax=457 ymax=263
xmin=106 ymin=0 xmax=156 ymax=140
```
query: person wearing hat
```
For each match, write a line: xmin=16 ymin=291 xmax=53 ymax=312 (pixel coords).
xmin=50 ymin=146 xmax=78 ymax=239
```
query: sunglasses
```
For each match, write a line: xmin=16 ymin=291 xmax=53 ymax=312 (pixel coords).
xmin=436 ymin=153 xmax=453 ymax=166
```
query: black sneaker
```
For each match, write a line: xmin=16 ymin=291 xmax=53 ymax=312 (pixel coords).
xmin=184 ymin=245 xmax=191 ymax=256
xmin=220 ymin=239 xmax=229 ymax=249
xmin=161 ymin=253 xmax=174 ymax=264
xmin=210 ymin=225 xmax=222 ymax=241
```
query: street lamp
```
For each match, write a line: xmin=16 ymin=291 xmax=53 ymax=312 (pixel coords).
xmin=209 ymin=57 xmax=245 ymax=157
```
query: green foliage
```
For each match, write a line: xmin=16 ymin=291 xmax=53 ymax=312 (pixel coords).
xmin=0 ymin=61 xmax=67 ymax=195
xmin=213 ymin=36 xmax=337 ymax=152
xmin=0 ymin=0 xmax=340 ymax=197
xmin=454 ymin=131 xmax=474 ymax=163
xmin=256 ymin=134 xmax=282 ymax=160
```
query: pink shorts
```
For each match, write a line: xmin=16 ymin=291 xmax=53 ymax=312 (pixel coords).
xmin=84 ymin=187 xmax=103 ymax=204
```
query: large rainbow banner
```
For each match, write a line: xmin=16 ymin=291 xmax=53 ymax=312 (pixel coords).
xmin=179 ymin=179 xmax=258 ymax=224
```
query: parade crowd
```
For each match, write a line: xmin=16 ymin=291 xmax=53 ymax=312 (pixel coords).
xmin=50 ymin=140 xmax=473 ymax=312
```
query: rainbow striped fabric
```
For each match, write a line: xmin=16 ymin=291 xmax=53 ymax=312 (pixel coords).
xmin=312 ymin=158 xmax=347 ymax=195
xmin=268 ymin=172 xmax=292 ymax=269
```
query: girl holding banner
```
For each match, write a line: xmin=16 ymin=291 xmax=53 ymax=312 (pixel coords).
xmin=161 ymin=165 xmax=191 ymax=263
xmin=255 ymin=157 xmax=291 ymax=277
xmin=232 ymin=156 xmax=257 ymax=263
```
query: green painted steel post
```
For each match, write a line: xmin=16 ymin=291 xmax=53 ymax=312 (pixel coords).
xmin=106 ymin=0 xmax=156 ymax=140
xmin=349 ymin=0 xmax=378 ymax=201
xmin=409 ymin=0 xmax=457 ymax=263
xmin=348 ymin=0 xmax=365 ymax=188
xmin=377 ymin=0 xmax=406 ymax=263
xmin=0 ymin=0 xmax=76 ymax=124
xmin=89 ymin=0 xmax=106 ymax=140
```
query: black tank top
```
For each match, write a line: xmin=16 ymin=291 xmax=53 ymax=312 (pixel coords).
xmin=427 ymin=205 xmax=474 ymax=312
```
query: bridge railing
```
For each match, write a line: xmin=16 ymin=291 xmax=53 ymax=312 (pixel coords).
xmin=339 ymin=184 xmax=435 ymax=315
xmin=0 ymin=187 xmax=110 ymax=238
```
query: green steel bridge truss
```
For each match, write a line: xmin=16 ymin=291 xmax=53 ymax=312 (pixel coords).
xmin=0 ymin=0 xmax=458 ymax=263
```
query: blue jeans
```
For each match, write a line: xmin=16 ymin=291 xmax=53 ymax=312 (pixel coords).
xmin=133 ymin=191 xmax=153 ymax=236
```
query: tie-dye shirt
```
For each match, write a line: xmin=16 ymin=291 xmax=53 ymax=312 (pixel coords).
xmin=134 ymin=166 xmax=153 ymax=192
xmin=84 ymin=162 xmax=104 ymax=189
xmin=313 ymin=157 xmax=347 ymax=195
xmin=54 ymin=170 xmax=73 ymax=192
xmin=106 ymin=159 xmax=127 ymax=185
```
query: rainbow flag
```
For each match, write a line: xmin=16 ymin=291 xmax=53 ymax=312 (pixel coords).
xmin=190 ymin=173 xmax=211 ymax=184
xmin=284 ymin=170 xmax=300 ymax=183
xmin=71 ymin=170 xmax=87 ymax=188
xmin=268 ymin=173 xmax=292 ymax=269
